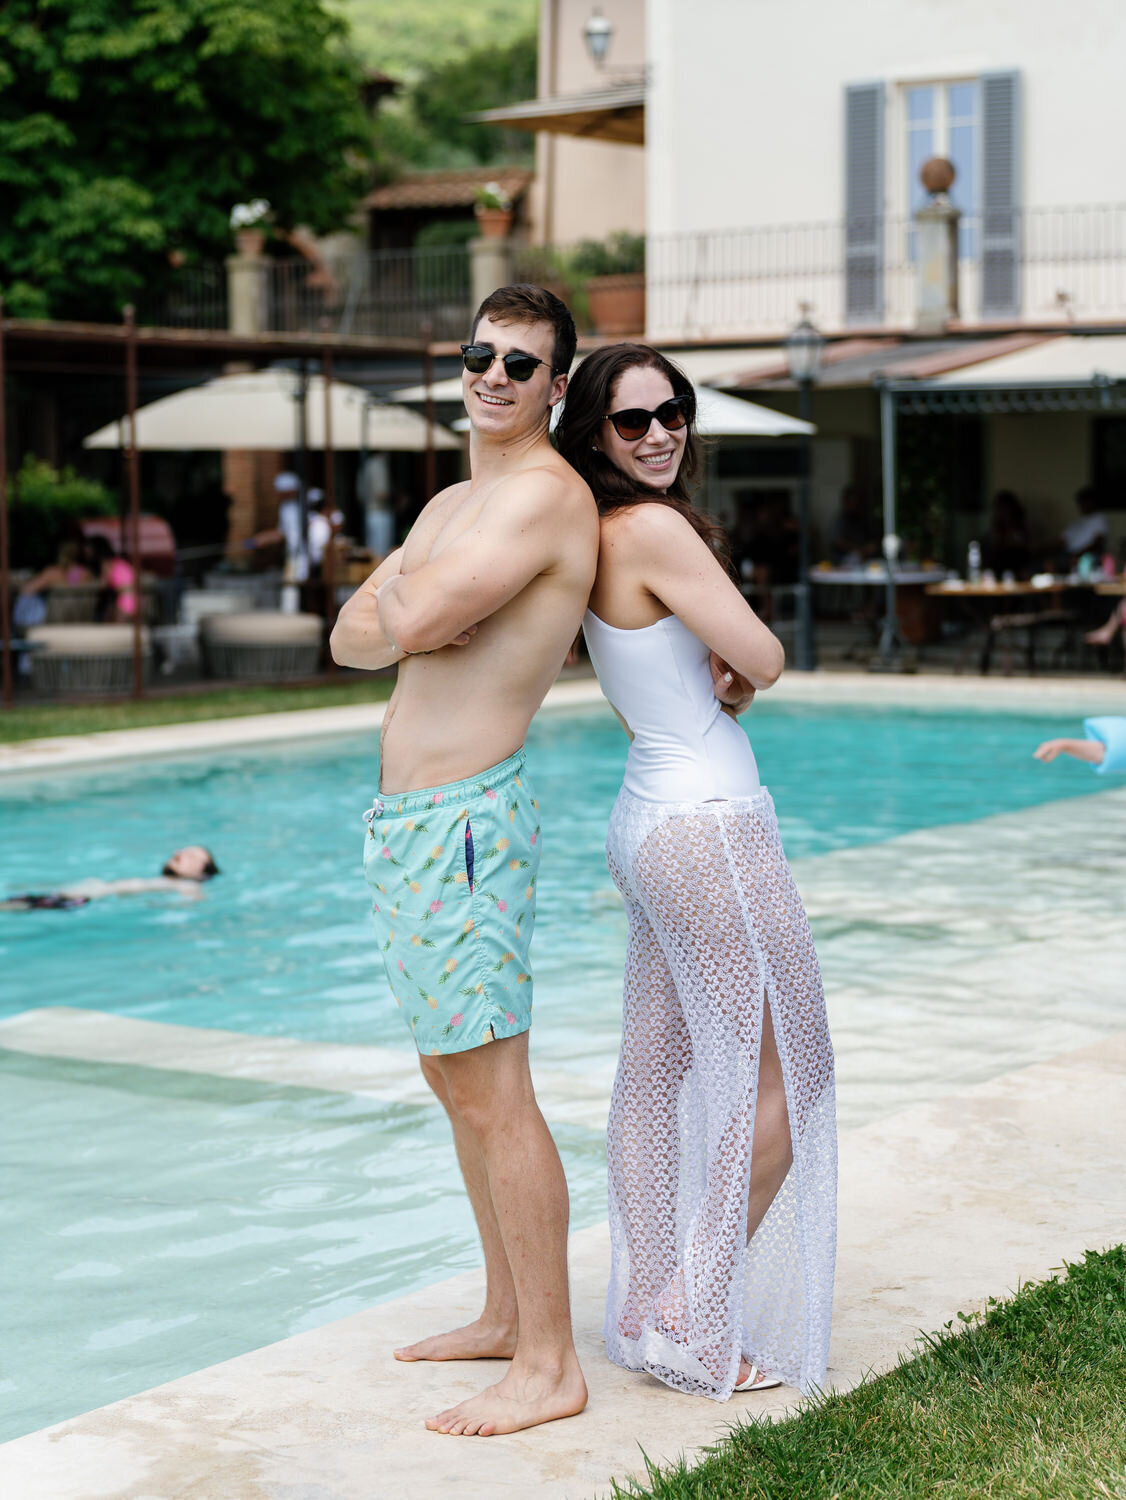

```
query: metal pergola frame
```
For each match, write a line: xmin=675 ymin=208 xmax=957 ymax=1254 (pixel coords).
xmin=0 ymin=311 xmax=432 ymax=709
xmin=873 ymin=373 xmax=1126 ymax=669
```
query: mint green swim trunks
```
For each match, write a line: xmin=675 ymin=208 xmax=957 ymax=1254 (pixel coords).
xmin=362 ymin=749 xmax=540 ymax=1056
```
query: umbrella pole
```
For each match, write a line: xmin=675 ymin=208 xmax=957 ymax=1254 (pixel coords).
xmin=322 ymin=342 xmax=337 ymax=672
xmin=876 ymin=381 xmax=901 ymax=671
xmin=123 ymin=306 xmax=144 ymax=700
xmin=0 ymin=298 xmax=11 ymax=710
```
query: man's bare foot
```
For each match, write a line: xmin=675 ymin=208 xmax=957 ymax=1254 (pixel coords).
xmin=394 ymin=1315 xmax=517 ymax=1363
xmin=425 ymin=1359 xmax=587 ymax=1436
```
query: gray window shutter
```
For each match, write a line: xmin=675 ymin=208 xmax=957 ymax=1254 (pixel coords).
xmin=980 ymin=71 xmax=1021 ymax=316
xmin=845 ymin=83 xmax=885 ymax=323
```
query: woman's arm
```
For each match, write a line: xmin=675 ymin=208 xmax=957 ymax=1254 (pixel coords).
xmin=634 ymin=506 xmax=785 ymax=689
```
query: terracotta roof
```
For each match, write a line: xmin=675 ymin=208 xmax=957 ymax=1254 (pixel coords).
xmin=365 ymin=167 xmax=533 ymax=213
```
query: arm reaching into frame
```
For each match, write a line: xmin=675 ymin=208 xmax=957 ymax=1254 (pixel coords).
xmin=372 ymin=468 xmax=593 ymax=657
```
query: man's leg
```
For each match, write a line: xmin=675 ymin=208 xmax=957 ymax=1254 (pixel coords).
xmin=424 ymin=1032 xmax=587 ymax=1436
xmin=394 ymin=1055 xmax=518 ymax=1361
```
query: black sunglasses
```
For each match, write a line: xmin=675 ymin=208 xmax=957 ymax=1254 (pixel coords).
xmin=461 ymin=344 xmax=550 ymax=383
xmin=604 ymin=395 xmax=692 ymax=442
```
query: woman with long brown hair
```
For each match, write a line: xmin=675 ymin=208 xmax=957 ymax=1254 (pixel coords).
xmin=555 ymin=344 xmax=836 ymax=1400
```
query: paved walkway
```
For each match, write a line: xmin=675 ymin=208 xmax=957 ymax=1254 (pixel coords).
xmin=1 ymin=1035 xmax=1123 ymax=1499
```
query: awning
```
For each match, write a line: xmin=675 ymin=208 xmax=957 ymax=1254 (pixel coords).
xmin=82 ymin=370 xmax=461 ymax=452
xmin=470 ymin=82 xmax=645 ymax=146
xmin=887 ymin=334 xmax=1126 ymax=413
xmin=448 ymin=386 xmax=812 ymax=439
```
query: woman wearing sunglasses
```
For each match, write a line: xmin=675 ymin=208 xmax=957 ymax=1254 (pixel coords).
xmin=554 ymin=344 xmax=836 ymax=1401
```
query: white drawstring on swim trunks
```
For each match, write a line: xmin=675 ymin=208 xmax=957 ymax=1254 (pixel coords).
xmin=362 ymin=799 xmax=384 ymax=831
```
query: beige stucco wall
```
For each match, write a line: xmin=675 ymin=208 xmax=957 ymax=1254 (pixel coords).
xmin=526 ymin=0 xmax=645 ymax=244
xmin=648 ymin=0 xmax=1126 ymax=237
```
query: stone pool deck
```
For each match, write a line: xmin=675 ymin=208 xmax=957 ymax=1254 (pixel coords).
xmin=1 ymin=1035 xmax=1124 ymax=1499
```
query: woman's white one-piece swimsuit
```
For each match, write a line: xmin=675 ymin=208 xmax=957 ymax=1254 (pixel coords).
xmin=583 ymin=608 xmax=837 ymax=1399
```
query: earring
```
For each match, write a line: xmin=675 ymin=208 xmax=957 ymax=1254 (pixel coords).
xmin=591 ymin=445 xmax=599 ymax=453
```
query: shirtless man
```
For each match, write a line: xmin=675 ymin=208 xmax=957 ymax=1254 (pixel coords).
xmin=330 ymin=285 xmax=597 ymax=1437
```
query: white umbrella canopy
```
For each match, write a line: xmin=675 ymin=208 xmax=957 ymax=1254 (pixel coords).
xmin=450 ymin=386 xmax=814 ymax=438
xmin=398 ymin=369 xmax=812 ymax=439
xmin=82 ymin=370 xmax=461 ymax=453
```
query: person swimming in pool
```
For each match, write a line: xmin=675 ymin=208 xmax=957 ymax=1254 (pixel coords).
xmin=330 ymin=284 xmax=598 ymax=1438
xmin=2 ymin=845 xmax=220 ymax=911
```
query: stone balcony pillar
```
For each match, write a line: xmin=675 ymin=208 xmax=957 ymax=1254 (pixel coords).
xmin=914 ymin=157 xmax=961 ymax=334
xmin=469 ymin=236 xmax=514 ymax=316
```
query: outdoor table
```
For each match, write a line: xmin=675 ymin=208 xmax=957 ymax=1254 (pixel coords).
xmin=925 ymin=578 xmax=1101 ymax=674
xmin=811 ymin=566 xmax=947 ymax=647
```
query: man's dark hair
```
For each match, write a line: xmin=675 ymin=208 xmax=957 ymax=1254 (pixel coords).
xmin=469 ymin=284 xmax=576 ymax=376
xmin=1076 ymin=485 xmax=1100 ymax=514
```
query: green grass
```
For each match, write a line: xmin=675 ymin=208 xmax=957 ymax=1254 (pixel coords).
xmin=0 ymin=678 xmax=395 ymax=744
xmin=613 ymin=1246 xmax=1126 ymax=1500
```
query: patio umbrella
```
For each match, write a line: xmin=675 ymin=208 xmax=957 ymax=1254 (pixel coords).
xmin=82 ymin=370 xmax=461 ymax=452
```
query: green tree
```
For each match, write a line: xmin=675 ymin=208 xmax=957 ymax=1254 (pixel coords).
xmin=0 ymin=0 xmax=372 ymax=320
xmin=375 ymin=30 xmax=537 ymax=173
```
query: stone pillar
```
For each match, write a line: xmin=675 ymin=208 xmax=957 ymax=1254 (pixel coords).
xmin=225 ymin=245 xmax=269 ymax=336
xmin=469 ymin=236 xmax=514 ymax=315
xmin=224 ymin=244 xmax=273 ymax=555
xmin=914 ymin=158 xmax=961 ymax=334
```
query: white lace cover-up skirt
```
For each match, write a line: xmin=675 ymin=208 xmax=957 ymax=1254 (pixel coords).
xmin=603 ymin=784 xmax=837 ymax=1399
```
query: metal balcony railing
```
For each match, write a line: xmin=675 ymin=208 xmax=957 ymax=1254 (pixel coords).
xmin=134 ymin=205 xmax=1126 ymax=343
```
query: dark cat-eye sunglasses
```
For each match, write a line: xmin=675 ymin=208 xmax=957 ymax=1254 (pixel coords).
xmin=604 ymin=394 xmax=693 ymax=441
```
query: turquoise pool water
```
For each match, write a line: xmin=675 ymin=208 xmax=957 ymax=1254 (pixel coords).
xmin=0 ymin=700 xmax=1116 ymax=1441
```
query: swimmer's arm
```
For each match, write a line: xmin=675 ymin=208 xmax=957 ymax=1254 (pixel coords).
xmin=634 ymin=508 xmax=785 ymax=690
xmin=63 ymin=877 xmax=205 ymax=899
xmin=376 ymin=472 xmax=596 ymax=656
xmin=330 ymin=548 xmax=407 ymax=669
xmin=1033 ymin=738 xmax=1105 ymax=766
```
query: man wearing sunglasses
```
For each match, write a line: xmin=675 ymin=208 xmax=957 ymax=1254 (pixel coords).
xmin=331 ymin=285 xmax=596 ymax=1438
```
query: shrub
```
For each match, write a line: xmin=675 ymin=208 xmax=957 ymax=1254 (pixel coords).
xmin=10 ymin=458 xmax=119 ymax=570
xmin=570 ymin=231 xmax=646 ymax=280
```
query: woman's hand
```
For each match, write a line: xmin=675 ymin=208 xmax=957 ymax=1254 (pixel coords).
xmin=710 ymin=651 xmax=755 ymax=716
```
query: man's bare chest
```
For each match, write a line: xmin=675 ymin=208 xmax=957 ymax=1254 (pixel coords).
xmin=401 ymin=484 xmax=498 ymax=574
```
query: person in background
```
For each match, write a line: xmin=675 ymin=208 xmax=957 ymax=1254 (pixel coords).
xmin=13 ymin=536 xmax=94 ymax=630
xmin=1034 ymin=718 xmax=1126 ymax=774
xmin=1059 ymin=486 xmax=1108 ymax=569
xmin=982 ymin=490 xmax=1030 ymax=579
xmin=305 ymin=488 xmax=343 ymax=580
xmin=829 ymin=484 xmax=880 ymax=566
xmin=2 ymin=846 xmax=221 ymax=911
xmin=87 ymin=535 xmax=138 ymax=623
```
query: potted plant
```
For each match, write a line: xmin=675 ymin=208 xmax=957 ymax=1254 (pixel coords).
xmin=229 ymin=199 xmax=272 ymax=257
xmin=473 ymin=182 xmax=514 ymax=240
xmin=573 ymin=232 xmax=646 ymax=335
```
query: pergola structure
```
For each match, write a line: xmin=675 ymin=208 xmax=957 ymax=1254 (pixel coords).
xmin=0 ymin=311 xmax=432 ymax=708
xmin=874 ymin=335 xmax=1126 ymax=667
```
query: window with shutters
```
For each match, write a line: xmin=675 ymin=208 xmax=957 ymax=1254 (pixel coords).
xmin=904 ymin=81 xmax=979 ymax=258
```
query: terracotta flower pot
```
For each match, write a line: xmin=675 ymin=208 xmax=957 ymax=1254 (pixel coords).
xmin=475 ymin=207 xmax=514 ymax=240
xmin=234 ymin=228 xmax=266 ymax=257
xmin=586 ymin=273 xmax=646 ymax=335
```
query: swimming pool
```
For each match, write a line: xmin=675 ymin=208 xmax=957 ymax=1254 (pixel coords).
xmin=0 ymin=699 xmax=1118 ymax=1440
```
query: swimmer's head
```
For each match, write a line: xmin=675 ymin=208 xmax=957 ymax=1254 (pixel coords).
xmin=162 ymin=846 xmax=220 ymax=881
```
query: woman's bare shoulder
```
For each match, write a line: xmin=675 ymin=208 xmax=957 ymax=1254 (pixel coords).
xmin=601 ymin=501 xmax=699 ymax=553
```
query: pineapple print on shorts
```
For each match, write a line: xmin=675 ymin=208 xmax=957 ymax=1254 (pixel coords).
xmin=362 ymin=748 xmax=540 ymax=1056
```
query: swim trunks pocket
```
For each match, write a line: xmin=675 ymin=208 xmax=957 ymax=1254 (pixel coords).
xmin=465 ymin=820 xmax=475 ymax=892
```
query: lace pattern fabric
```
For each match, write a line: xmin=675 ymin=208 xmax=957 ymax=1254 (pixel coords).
xmin=604 ymin=785 xmax=837 ymax=1399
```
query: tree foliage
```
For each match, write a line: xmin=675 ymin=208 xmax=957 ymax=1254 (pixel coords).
xmin=0 ymin=0 xmax=372 ymax=320
xmin=373 ymin=30 xmax=537 ymax=174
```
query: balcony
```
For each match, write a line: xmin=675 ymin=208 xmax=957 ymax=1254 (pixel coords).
xmin=136 ymin=204 xmax=1126 ymax=344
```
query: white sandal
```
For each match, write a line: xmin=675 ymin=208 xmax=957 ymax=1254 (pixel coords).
xmin=734 ymin=1363 xmax=783 ymax=1392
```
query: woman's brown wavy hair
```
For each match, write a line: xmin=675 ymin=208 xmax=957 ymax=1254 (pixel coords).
xmin=554 ymin=343 xmax=731 ymax=571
